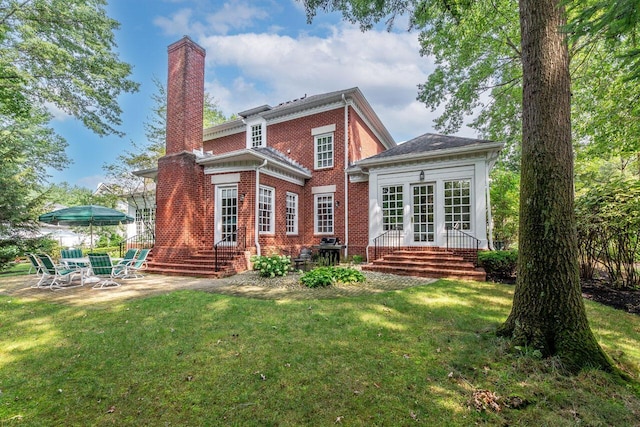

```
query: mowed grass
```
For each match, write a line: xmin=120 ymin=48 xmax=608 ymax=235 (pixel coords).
xmin=1 ymin=279 xmax=639 ymax=426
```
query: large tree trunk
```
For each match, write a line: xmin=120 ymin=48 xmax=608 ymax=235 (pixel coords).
xmin=496 ymin=0 xmax=613 ymax=373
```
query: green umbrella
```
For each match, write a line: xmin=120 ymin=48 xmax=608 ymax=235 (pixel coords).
xmin=39 ymin=205 xmax=135 ymax=250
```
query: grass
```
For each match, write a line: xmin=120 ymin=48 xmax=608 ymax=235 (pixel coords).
xmin=0 ymin=262 xmax=31 ymax=277
xmin=1 ymin=279 xmax=639 ymax=426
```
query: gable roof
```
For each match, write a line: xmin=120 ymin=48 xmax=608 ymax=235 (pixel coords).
xmin=354 ymin=133 xmax=503 ymax=168
xmin=205 ymin=87 xmax=396 ymax=149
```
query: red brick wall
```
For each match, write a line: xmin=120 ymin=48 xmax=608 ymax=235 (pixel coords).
xmin=155 ymin=152 xmax=205 ymax=260
xmin=155 ymin=37 xmax=206 ymax=262
xmin=346 ymin=181 xmax=369 ymax=257
xmin=201 ymin=102 xmax=389 ymax=259
xmin=204 ymin=132 xmax=244 ymax=154
xmin=166 ymin=37 xmax=205 ymax=154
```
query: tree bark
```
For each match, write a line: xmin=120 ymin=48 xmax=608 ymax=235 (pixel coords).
xmin=496 ymin=0 xmax=613 ymax=373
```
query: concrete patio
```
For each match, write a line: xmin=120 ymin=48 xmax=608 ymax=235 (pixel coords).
xmin=0 ymin=270 xmax=436 ymax=306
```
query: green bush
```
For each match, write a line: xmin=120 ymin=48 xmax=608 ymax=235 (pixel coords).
xmin=251 ymin=254 xmax=292 ymax=278
xmin=350 ymin=254 xmax=365 ymax=265
xmin=300 ymin=266 xmax=366 ymax=288
xmin=478 ymin=250 xmax=518 ymax=279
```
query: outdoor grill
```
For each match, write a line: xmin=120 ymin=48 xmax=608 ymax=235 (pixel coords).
xmin=316 ymin=237 xmax=343 ymax=265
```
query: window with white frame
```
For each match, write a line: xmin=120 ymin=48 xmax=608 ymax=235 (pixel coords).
xmin=314 ymin=193 xmax=334 ymax=234
xmin=251 ymin=123 xmax=264 ymax=147
xmin=135 ymin=208 xmax=156 ymax=236
xmin=444 ymin=179 xmax=471 ymax=230
xmin=285 ymin=192 xmax=298 ymax=235
xmin=258 ymin=186 xmax=274 ymax=233
xmin=382 ymin=185 xmax=404 ymax=231
xmin=315 ymin=133 xmax=334 ymax=169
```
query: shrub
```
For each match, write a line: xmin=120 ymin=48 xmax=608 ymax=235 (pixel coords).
xmin=350 ymin=254 xmax=365 ymax=265
xmin=300 ymin=266 xmax=365 ymax=288
xmin=478 ymin=250 xmax=518 ymax=280
xmin=251 ymin=254 xmax=292 ymax=278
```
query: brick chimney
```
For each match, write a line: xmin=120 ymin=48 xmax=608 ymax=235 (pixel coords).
xmin=166 ymin=36 xmax=205 ymax=154
xmin=154 ymin=36 xmax=206 ymax=261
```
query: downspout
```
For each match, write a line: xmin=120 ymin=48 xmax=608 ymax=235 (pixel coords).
xmin=342 ymin=94 xmax=349 ymax=259
xmin=255 ymin=159 xmax=268 ymax=256
xmin=486 ymin=158 xmax=494 ymax=250
xmin=361 ymin=168 xmax=371 ymax=262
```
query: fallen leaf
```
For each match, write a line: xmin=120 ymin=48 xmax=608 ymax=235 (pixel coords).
xmin=470 ymin=389 xmax=501 ymax=412
xmin=335 ymin=416 xmax=343 ymax=423
xmin=410 ymin=411 xmax=417 ymax=420
xmin=107 ymin=406 xmax=116 ymax=414
xmin=260 ymin=373 xmax=266 ymax=381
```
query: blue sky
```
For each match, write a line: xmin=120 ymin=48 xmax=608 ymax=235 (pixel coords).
xmin=49 ymin=0 xmax=476 ymax=189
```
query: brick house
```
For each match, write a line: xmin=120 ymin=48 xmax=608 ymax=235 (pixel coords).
xmin=131 ymin=37 xmax=503 ymax=278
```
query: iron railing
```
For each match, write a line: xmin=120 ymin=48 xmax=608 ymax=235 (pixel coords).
xmin=446 ymin=224 xmax=480 ymax=266
xmin=214 ymin=226 xmax=246 ymax=271
xmin=119 ymin=232 xmax=155 ymax=257
xmin=373 ymin=228 xmax=402 ymax=260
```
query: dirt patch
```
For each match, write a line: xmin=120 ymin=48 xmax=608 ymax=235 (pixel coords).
xmin=0 ymin=270 xmax=435 ymax=305
xmin=581 ymin=280 xmax=640 ymax=315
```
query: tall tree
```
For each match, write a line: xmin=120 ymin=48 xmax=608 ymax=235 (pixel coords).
xmin=303 ymin=0 xmax=615 ymax=372
xmin=0 ymin=0 xmax=138 ymax=237
xmin=495 ymin=0 xmax=610 ymax=371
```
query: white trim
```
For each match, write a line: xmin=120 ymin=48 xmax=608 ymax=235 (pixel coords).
xmin=211 ymin=173 xmax=241 ymax=184
xmin=285 ymin=192 xmax=299 ymax=236
xmin=245 ymin=118 xmax=266 ymax=148
xmin=311 ymin=124 xmax=336 ymax=136
xmin=314 ymin=132 xmax=334 ymax=170
xmin=258 ymin=185 xmax=275 ymax=235
xmin=314 ymin=193 xmax=334 ymax=235
xmin=312 ymin=185 xmax=336 ymax=194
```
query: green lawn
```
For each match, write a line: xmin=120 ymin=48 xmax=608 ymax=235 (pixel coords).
xmin=1 ymin=279 xmax=639 ymax=426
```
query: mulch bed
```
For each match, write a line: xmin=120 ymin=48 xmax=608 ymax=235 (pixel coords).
xmin=488 ymin=274 xmax=640 ymax=316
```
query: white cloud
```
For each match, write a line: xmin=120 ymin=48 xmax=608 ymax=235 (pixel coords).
xmin=155 ymin=2 xmax=479 ymax=142
xmin=197 ymin=24 xmax=441 ymax=141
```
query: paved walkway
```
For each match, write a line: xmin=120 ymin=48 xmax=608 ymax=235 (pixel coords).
xmin=0 ymin=270 xmax=436 ymax=306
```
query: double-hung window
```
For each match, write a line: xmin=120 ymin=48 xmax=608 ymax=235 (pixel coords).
xmin=286 ymin=192 xmax=298 ymax=235
xmin=314 ymin=193 xmax=334 ymax=234
xmin=444 ymin=179 xmax=471 ymax=230
xmin=135 ymin=208 xmax=156 ymax=237
xmin=258 ymin=186 xmax=274 ymax=234
xmin=251 ymin=124 xmax=263 ymax=147
xmin=315 ymin=133 xmax=334 ymax=169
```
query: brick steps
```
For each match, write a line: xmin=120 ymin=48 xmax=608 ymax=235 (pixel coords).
xmin=363 ymin=248 xmax=485 ymax=281
xmin=145 ymin=250 xmax=246 ymax=278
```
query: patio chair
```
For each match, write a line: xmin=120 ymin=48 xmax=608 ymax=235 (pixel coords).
xmin=61 ymin=248 xmax=87 ymax=268
xmin=113 ymin=248 xmax=138 ymax=278
xmin=88 ymin=253 xmax=121 ymax=289
xmin=121 ymin=248 xmax=149 ymax=279
xmin=36 ymin=253 xmax=83 ymax=291
xmin=28 ymin=253 xmax=48 ymax=288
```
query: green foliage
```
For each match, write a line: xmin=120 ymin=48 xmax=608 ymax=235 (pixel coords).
xmin=575 ymin=173 xmax=640 ymax=288
xmin=0 ymin=0 xmax=137 ymax=243
xmin=300 ymin=266 xmax=366 ymax=288
xmin=350 ymin=254 xmax=365 ymax=264
xmin=478 ymin=250 xmax=518 ymax=279
xmin=0 ymin=237 xmax=57 ymax=271
xmin=251 ymin=254 xmax=292 ymax=278
xmin=490 ymin=169 xmax=520 ymax=249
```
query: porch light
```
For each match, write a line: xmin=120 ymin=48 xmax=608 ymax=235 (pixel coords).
xmin=335 ymin=200 xmax=340 ymax=207
xmin=419 ymin=170 xmax=425 ymax=181
xmin=239 ymin=193 xmax=245 ymax=202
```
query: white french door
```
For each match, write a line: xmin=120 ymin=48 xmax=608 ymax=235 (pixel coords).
xmin=215 ymin=186 xmax=238 ymax=245
xmin=411 ymin=183 xmax=435 ymax=244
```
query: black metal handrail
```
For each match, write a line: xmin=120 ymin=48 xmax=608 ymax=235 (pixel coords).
xmin=214 ymin=226 xmax=246 ymax=271
xmin=446 ymin=224 xmax=480 ymax=266
xmin=119 ymin=232 xmax=155 ymax=257
xmin=373 ymin=228 xmax=402 ymax=260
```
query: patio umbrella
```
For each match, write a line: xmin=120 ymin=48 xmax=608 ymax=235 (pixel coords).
xmin=38 ymin=205 xmax=134 ymax=250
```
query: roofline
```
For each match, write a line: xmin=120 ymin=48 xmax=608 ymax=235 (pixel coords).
xmin=196 ymin=149 xmax=312 ymax=179
xmin=201 ymin=88 xmax=396 ymax=149
xmin=132 ymin=167 xmax=158 ymax=179
xmin=355 ymin=141 xmax=505 ymax=168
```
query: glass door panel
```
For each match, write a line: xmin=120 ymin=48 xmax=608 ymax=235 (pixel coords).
xmin=412 ymin=184 xmax=435 ymax=243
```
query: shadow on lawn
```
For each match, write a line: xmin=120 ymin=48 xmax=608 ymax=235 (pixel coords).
xmin=1 ymin=279 xmax=639 ymax=425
